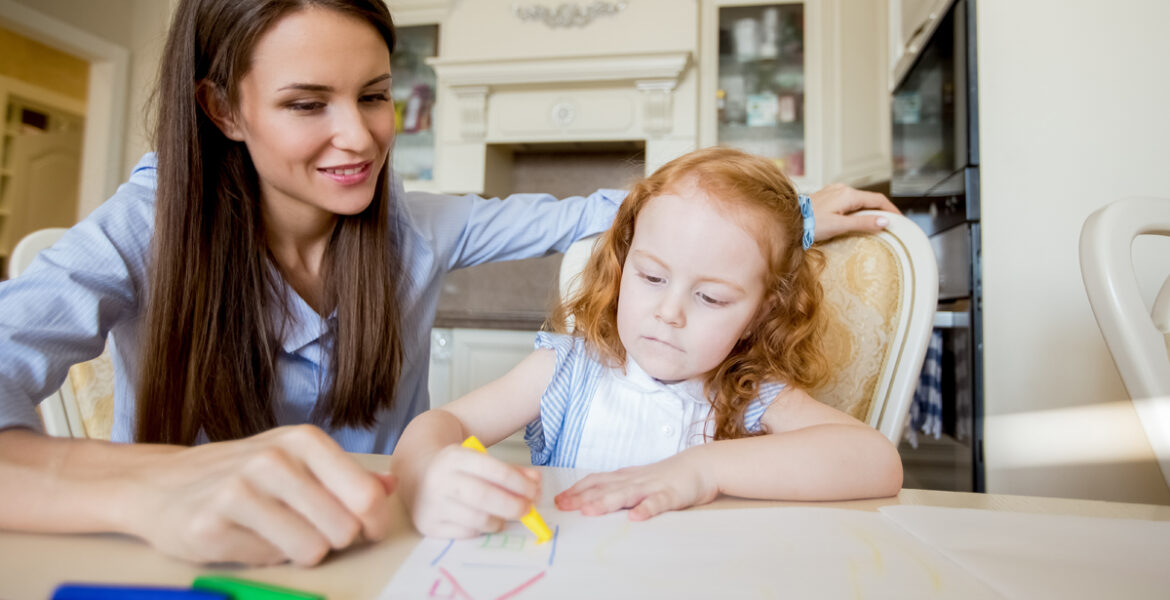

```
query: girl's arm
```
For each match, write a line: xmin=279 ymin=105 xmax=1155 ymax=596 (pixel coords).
xmin=0 ymin=425 xmax=396 ymax=566
xmin=394 ymin=348 xmax=555 ymax=538
xmin=555 ymin=387 xmax=903 ymax=520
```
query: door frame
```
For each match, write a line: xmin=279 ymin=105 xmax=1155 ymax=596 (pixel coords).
xmin=0 ymin=0 xmax=129 ymax=219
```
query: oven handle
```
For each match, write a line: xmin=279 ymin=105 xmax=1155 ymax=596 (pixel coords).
xmin=934 ymin=310 xmax=970 ymax=329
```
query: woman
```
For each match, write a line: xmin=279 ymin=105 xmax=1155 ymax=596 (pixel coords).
xmin=0 ymin=0 xmax=896 ymax=566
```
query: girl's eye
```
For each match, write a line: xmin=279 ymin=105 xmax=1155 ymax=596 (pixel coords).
xmin=698 ymin=292 xmax=729 ymax=307
xmin=640 ymin=273 xmax=665 ymax=285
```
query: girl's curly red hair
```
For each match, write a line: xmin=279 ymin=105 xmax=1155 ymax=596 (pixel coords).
xmin=550 ymin=146 xmax=829 ymax=441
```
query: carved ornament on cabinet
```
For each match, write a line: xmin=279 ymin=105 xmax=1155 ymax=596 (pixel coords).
xmin=512 ymin=1 xmax=627 ymax=28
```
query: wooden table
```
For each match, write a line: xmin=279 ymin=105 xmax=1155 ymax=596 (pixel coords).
xmin=2 ymin=454 xmax=1168 ymax=600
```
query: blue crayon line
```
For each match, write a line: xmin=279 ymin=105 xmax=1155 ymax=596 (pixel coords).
xmin=547 ymin=525 xmax=560 ymax=567
xmin=430 ymin=539 xmax=455 ymax=566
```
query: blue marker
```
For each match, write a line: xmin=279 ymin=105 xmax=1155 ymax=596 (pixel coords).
xmin=52 ymin=583 xmax=230 ymax=600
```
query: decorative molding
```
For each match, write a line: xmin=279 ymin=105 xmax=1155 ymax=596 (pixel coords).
xmin=549 ymin=100 xmax=577 ymax=128
xmin=451 ymin=85 xmax=489 ymax=140
xmin=512 ymin=1 xmax=627 ymax=28
xmin=635 ymin=79 xmax=676 ymax=138
xmin=429 ymin=51 xmax=689 ymax=87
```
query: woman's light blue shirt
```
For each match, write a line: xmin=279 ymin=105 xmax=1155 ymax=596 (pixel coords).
xmin=0 ymin=154 xmax=623 ymax=453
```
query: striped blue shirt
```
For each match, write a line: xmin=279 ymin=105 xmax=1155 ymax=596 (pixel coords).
xmin=0 ymin=154 xmax=624 ymax=453
xmin=526 ymin=332 xmax=782 ymax=468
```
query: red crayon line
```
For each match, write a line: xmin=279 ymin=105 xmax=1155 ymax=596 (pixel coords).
xmin=436 ymin=566 xmax=474 ymax=600
xmin=494 ymin=570 xmax=547 ymax=600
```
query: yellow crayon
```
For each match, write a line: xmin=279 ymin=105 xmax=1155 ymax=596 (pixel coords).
xmin=461 ymin=435 xmax=552 ymax=544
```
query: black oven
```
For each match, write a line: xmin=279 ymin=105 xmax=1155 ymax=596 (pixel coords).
xmin=891 ymin=0 xmax=984 ymax=493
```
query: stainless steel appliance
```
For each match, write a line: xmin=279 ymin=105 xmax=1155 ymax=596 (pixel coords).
xmin=891 ymin=0 xmax=983 ymax=492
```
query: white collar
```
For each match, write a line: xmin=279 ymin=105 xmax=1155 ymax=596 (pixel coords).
xmin=620 ymin=357 xmax=709 ymax=405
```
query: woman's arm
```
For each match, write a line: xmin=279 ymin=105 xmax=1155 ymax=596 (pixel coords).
xmin=394 ymin=349 xmax=554 ymax=538
xmin=555 ymin=387 xmax=902 ymax=520
xmin=406 ymin=182 xmax=892 ymax=271
xmin=0 ymin=425 xmax=396 ymax=566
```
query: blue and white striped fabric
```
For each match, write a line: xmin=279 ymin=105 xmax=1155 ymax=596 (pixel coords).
xmin=905 ymin=329 xmax=944 ymax=448
xmin=0 ymin=153 xmax=625 ymax=453
xmin=526 ymin=332 xmax=783 ymax=469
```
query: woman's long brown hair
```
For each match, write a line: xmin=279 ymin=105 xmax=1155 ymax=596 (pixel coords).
xmin=551 ymin=147 xmax=829 ymax=441
xmin=136 ymin=0 xmax=402 ymax=444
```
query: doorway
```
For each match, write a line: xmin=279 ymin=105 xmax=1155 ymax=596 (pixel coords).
xmin=0 ymin=23 xmax=88 ymax=278
xmin=0 ymin=94 xmax=85 ymax=276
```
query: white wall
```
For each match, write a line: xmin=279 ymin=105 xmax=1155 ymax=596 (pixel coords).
xmin=979 ymin=0 xmax=1170 ymax=504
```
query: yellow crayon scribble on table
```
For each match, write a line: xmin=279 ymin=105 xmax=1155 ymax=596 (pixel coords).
xmin=591 ymin=520 xmax=632 ymax=564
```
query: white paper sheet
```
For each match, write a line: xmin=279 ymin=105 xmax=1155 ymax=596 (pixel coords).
xmin=380 ymin=504 xmax=1001 ymax=599
xmin=879 ymin=505 xmax=1170 ymax=600
xmin=382 ymin=467 xmax=1170 ymax=599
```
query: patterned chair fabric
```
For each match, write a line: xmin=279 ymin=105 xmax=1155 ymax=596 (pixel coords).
xmin=63 ymin=347 xmax=115 ymax=439
xmin=812 ymin=214 xmax=938 ymax=443
xmin=815 ymin=234 xmax=903 ymax=422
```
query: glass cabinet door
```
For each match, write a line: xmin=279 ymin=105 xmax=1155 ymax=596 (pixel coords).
xmin=713 ymin=3 xmax=805 ymax=177
xmin=391 ymin=24 xmax=439 ymax=184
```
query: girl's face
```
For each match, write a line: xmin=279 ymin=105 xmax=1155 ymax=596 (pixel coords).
xmin=221 ymin=8 xmax=394 ymax=228
xmin=616 ymin=179 xmax=770 ymax=383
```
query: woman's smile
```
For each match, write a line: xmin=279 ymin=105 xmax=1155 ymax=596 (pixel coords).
xmin=319 ymin=161 xmax=373 ymax=185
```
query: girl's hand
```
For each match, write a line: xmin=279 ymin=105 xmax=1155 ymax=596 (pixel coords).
xmin=127 ymin=425 xmax=395 ymax=566
xmin=554 ymin=454 xmax=719 ymax=521
xmin=409 ymin=443 xmax=541 ymax=539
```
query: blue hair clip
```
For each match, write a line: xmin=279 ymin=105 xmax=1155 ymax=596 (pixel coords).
xmin=797 ymin=194 xmax=815 ymax=250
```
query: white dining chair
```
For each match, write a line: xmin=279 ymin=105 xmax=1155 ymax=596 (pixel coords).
xmin=1080 ymin=197 xmax=1170 ymax=488
xmin=8 ymin=227 xmax=114 ymax=439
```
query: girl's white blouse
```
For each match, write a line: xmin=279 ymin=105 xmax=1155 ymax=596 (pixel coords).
xmin=573 ymin=358 xmax=714 ymax=471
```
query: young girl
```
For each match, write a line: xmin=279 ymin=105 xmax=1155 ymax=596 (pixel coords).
xmin=395 ymin=147 xmax=903 ymax=539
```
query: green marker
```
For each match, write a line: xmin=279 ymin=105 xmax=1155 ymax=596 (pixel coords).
xmin=192 ymin=575 xmax=324 ymax=600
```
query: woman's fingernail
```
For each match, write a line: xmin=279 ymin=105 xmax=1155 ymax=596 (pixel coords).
xmin=876 ymin=217 xmax=889 ymax=227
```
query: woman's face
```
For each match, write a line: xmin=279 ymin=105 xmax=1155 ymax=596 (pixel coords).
xmin=223 ymin=7 xmax=394 ymax=227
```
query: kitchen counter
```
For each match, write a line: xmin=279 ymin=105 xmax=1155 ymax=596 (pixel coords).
xmin=433 ymin=254 xmax=562 ymax=331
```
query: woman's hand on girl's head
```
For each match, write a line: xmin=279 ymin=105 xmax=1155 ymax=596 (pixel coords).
xmin=809 ymin=183 xmax=900 ymax=242
xmin=553 ymin=453 xmax=719 ymax=521
xmin=126 ymin=424 xmax=394 ymax=567
xmin=409 ymin=442 xmax=541 ymax=539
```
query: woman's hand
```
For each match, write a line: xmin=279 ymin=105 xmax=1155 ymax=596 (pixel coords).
xmin=810 ymin=183 xmax=901 ymax=242
xmin=409 ymin=443 xmax=541 ymax=539
xmin=554 ymin=453 xmax=719 ymax=521
xmin=126 ymin=425 xmax=395 ymax=566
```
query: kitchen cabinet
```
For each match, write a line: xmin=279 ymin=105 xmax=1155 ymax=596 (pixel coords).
xmin=389 ymin=1 xmax=451 ymax=192
xmin=889 ymin=0 xmax=952 ymax=88
xmin=699 ymin=0 xmax=891 ymax=190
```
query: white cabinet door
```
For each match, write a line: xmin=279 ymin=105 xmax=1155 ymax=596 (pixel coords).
xmin=428 ymin=327 xmax=538 ymax=464
xmin=699 ymin=0 xmax=890 ymax=190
